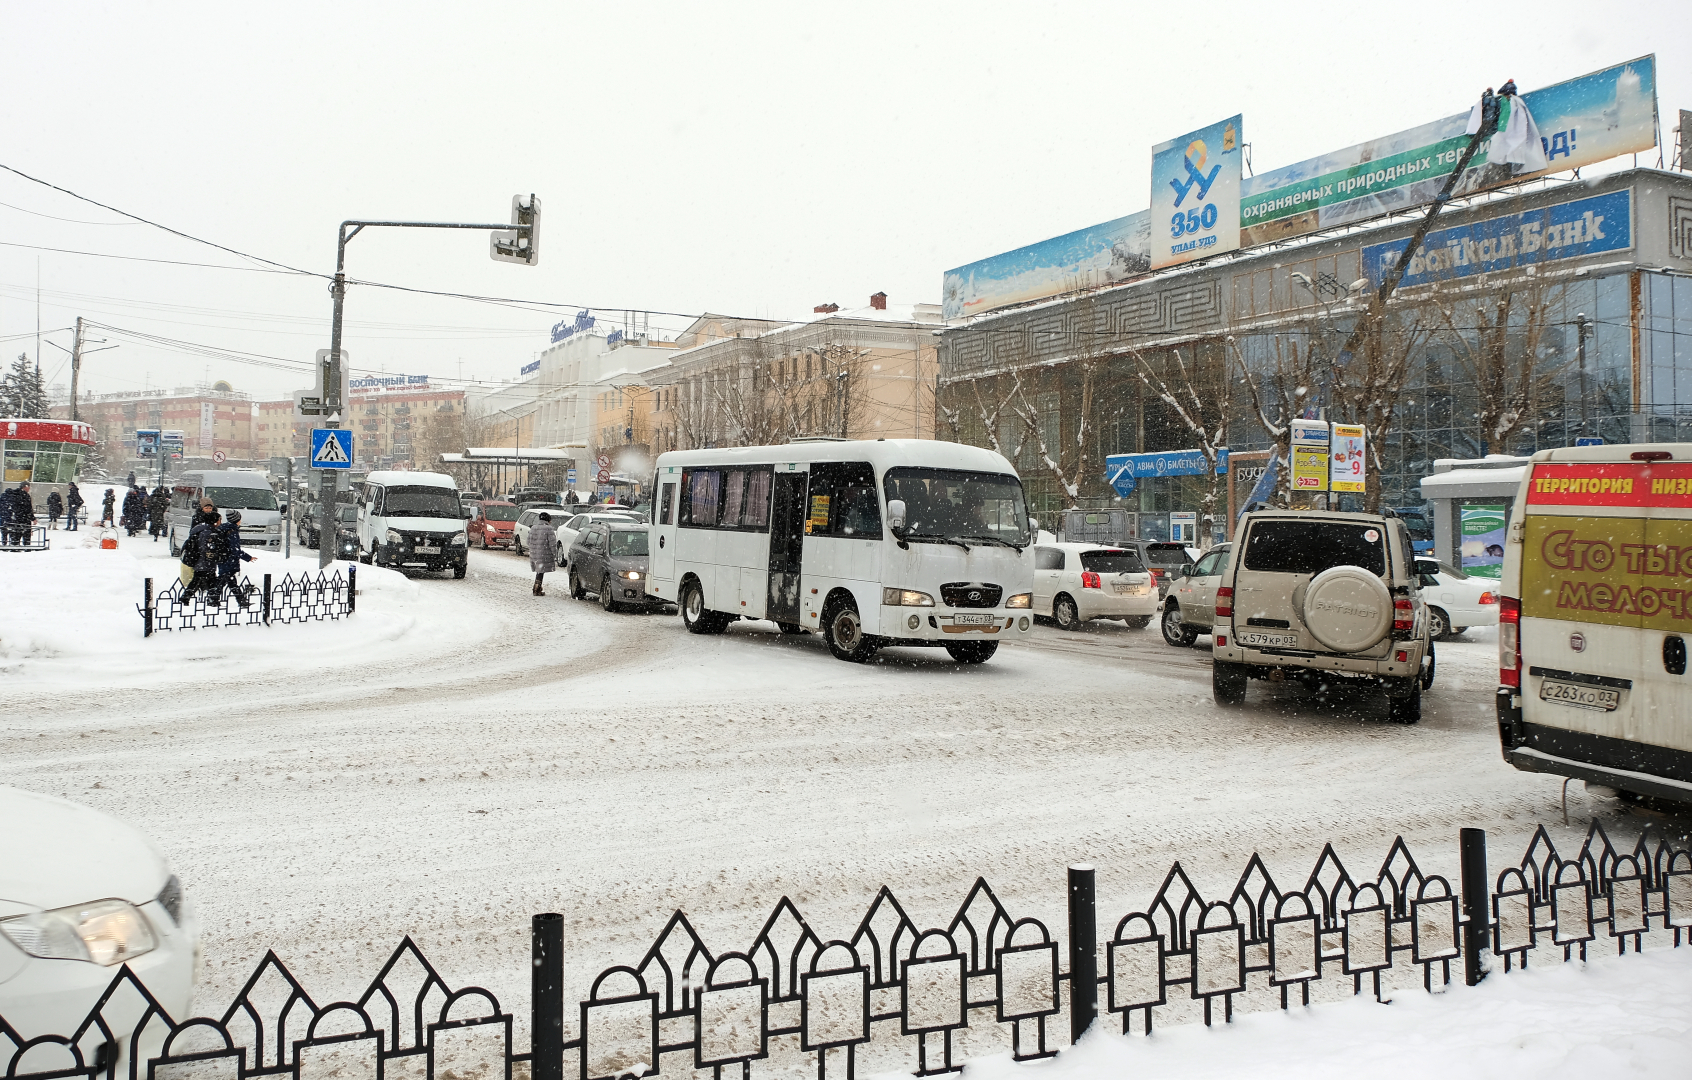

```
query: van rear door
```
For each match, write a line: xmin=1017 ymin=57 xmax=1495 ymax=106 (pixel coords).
xmin=1517 ymin=460 xmax=1648 ymax=748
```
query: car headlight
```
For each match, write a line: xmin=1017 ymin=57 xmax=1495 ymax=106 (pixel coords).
xmin=0 ymin=899 xmax=158 ymax=966
xmin=386 ymin=529 xmax=402 ymax=544
xmin=1005 ymin=592 xmax=1032 ymax=609
xmin=881 ymin=588 xmax=934 ymax=607
xmin=450 ymin=532 xmax=467 ymax=545
xmin=619 ymin=570 xmax=642 ymax=580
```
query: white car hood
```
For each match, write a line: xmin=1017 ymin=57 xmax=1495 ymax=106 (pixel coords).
xmin=0 ymin=787 xmax=168 ymax=915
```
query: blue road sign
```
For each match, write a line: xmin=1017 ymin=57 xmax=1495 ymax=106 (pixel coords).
xmin=310 ymin=428 xmax=353 ymax=469
xmin=1574 ymin=437 xmax=1605 ymax=447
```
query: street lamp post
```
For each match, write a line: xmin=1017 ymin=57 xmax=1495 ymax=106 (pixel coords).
xmin=312 ymin=197 xmax=539 ymax=568
xmin=1575 ymin=312 xmax=1591 ymax=438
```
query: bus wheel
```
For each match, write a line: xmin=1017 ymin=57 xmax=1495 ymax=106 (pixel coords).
xmin=824 ymin=600 xmax=879 ymax=662
xmin=681 ymin=580 xmax=725 ymax=635
xmin=946 ymin=641 xmax=997 ymax=664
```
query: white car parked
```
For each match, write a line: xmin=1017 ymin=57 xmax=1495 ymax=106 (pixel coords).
xmin=1414 ymin=557 xmax=1501 ymax=639
xmin=1030 ymin=543 xmax=1158 ymax=629
xmin=0 ymin=787 xmax=200 ymax=1053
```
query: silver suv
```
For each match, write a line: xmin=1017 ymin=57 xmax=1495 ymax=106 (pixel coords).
xmin=1211 ymin=510 xmax=1433 ymax=722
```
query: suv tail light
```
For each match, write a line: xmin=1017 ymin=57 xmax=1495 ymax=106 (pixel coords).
xmin=1215 ymin=586 xmax=1233 ymax=618
xmin=1080 ymin=571 xmax=1102 ymax=590
xmin=1393 ymin=597 xmax=1414 ymax=633
xmin=1499 ymin=595 xmax=1521 ymax=688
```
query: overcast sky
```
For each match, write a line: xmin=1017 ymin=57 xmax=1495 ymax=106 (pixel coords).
xmin=0 ymin=1 xmax=1683 ymax=404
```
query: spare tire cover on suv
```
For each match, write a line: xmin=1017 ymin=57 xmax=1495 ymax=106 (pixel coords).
xmin=1301 ymin=565 xmax=1393 ymax=653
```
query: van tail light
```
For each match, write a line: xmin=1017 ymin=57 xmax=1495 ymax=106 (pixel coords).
xmin=1215 ymin=586 xmax=1233 ymax=618
xmin=1479 ymin=591 xmax=1498 ymax=605
xmin=1080 ymin=571 xmax=1102 ymax=590
xmin=1499 ymin=595 xmax=1521 ymax=688
xmin=1393 ymin=597 xmax=1414 ymax=633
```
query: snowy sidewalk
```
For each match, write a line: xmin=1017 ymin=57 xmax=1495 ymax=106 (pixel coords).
xmin=956 ymin=947 xmax=1692 ymax=1080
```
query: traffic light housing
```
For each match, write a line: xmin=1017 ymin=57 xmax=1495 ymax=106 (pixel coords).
xmin=491 ymin=194 xmax=540 ymax=265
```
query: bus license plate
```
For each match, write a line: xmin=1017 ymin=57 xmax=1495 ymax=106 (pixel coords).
xmin=1539 ymin=679 xmax=1620 ymax=712
xmin=1239 ymin=631 xmax=1298 ymax=648
xmin=953 ymin=614 xmax=996 ymax=627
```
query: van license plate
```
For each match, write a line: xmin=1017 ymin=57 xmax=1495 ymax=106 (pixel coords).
xmin=415 ymin=544 xmax=440 ymax=554
xmin=953 ymin=614 xmax=996 ymax=626
xmin=1539 ymin=679 xmax=1620 ymax=712
xmin=1239 ymin=631 xmax=1298 ymax=648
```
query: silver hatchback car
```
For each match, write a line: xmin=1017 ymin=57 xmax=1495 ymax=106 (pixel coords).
xmin=567 ymin=522 xmax=669 ymax=612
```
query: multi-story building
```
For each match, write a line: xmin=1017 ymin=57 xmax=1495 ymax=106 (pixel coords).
xmin=52 ymin=381 xmax=256 ymax=476
xmin=255 ymin=382 xmax=465 ymax=471
xmin=646 ymin=296 xmax=941 ymax=454
xmin=935 ymin=167 xmax=1692 ymax=537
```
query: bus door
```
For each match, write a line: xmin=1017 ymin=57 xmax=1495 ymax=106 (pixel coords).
xmin=767 ymin=470 xmax=807 ymax=624
xmin=652 ymin=470 xmax=679 ymax=595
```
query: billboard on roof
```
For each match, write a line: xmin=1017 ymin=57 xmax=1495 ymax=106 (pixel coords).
xmin=941 ymin=212 xmax=1150 ymax=322
xmin=1150 ymin=115 xmax=1243 ymax=270
xmin=1241 ymin=56 xmax=1657 ymax=247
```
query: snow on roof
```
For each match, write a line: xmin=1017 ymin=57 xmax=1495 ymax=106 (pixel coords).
xmin=1420 ymin=465 xmax=1529 ymax=495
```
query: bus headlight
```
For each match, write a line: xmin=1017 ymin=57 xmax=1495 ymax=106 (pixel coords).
xmin=1005 ymin=592 xmax=1032 ymax=609
xmin=882 ymin=588 xmax=934 ymax=607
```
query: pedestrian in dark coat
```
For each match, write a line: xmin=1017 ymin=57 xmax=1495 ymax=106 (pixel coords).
xmin=100 ymin=488 xmax=116 ymax=526
xmin=125 ymin=470 xmax=136 ymax=489
xmin=46 ymin=490 xmax=63 ymax=529
xmin=177 ymin=510 xmax=224 ymax=606
xmin=147 ymin=485 xmax=170 ymax=540
xmin=4 ymin=483 xmax=33 ymax=546
xmin=65 ymin=482 xmax=83 ymax=531
xmin=213 ymin=510 xmax=257 ymax=608
xmin=121 ymin=486 xmax=145 ymax=536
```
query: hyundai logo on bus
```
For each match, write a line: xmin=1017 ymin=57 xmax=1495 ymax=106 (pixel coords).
xmin=1103 ymin=449 xmax=1230 ymax=496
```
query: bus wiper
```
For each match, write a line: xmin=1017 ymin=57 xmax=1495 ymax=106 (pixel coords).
xmin=901 ymin=531 xmax=971 ymax=551
xmin=956 ymin=535 xmax=1025 ymax=553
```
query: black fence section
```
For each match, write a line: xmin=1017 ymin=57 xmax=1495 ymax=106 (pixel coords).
xmin=0 ymin=524 xmax=50 ymax=551
xmin=4 ymin=823 xmax=1690 ymax=1080
xmin=138 ymin=568 xmax=355 ymax=635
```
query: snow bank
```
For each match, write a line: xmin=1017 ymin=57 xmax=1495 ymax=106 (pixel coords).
xmin=0 ymin=540 xmax=489 ymax=689
xmin=952 ymin=947 xmax=1692 ymax=1080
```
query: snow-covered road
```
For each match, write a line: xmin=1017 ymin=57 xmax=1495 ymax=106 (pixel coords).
xmin=0 ymin=540 xmax=1667 ymax=1023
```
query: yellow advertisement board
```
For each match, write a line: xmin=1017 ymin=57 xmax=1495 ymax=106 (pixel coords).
xmin=1330 ymin=424 xmax=1366 ymax=493
xmin=1520 ymin=514 xmax=1692 ymax=631
xmin=1292 ymin=446 xmax=1329 ymax=492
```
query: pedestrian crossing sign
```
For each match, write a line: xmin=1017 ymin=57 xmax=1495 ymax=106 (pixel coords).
xmin=310 ymin=428 xmax=353 ymax=470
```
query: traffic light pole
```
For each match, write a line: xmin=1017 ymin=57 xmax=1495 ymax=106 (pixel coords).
xmin=315 ymin=199 xmax=539 ymax=569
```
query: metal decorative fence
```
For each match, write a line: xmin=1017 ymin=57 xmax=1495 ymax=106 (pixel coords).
xmin=137 ymin=569 xmax=356 ymax=635
xmin=0 ymin=524 xmax=50 ymax=551
xmin=4 ymin=823 xmax=1689 ymax=1080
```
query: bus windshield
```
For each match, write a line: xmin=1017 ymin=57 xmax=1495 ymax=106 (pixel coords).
xmin=205 ymin=486 xmax=278 ymax=511
xmin=883 ymin=467 xmax=1030 ymax=548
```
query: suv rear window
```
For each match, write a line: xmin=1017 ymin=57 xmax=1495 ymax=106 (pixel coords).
xmin=1142 ymin=544 xmax=1188 ymax=566
xmin=1243 ymin=520 xmax=1386 ymax=576
xmin=1080 ymin=550 xmax=1143 ymax=573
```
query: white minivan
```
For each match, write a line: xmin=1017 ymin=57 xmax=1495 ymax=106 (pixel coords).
xmin=356 ymin=470 xmax=469 ymax=578
xmin=1497 ymin=443 xmax=1692 ymax=805
xmin=166 ymin=470 xmax=284 ymax=556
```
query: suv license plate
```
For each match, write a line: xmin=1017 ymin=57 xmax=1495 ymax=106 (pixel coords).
xmin=1539 ymin=679 xmax=1620 ymax=712
xmin=1239 ymin=631 xmax=1298 ymax=648
xmin=953 ymin=614 xmax=996 ymax=626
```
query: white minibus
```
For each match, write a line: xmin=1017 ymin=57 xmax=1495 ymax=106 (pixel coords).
xmin=166 ymin=470 xmax=284 ymax=555
xmin=648 ymin=439 xmax=1035 ymax=663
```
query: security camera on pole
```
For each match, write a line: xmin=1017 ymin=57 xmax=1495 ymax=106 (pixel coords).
xmin=310 ymin=196 xmax=541 ymax=568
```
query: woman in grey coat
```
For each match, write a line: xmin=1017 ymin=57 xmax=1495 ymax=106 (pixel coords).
xmin=528 ymin=512 xmax=557 ymax=596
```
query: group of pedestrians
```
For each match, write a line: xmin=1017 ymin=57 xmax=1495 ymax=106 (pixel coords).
xmin=1 ymin=482 xmax=34 ymax=546
xmin=37 ymin=482 xmax=83 ymax=530
xmin=177 ymin=496 xmax=256 ymax=608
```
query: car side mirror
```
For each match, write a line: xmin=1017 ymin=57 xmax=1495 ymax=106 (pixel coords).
xmin=1180 ymin=563 xmax=1195 ymax=578
xmin=886 ymin=499 xmax=907 ymax=535
xmin=1029 ymin=517 xmax=1039 ymax=533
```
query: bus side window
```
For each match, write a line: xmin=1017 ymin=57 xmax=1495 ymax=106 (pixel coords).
xmin=808 ymin=461 xmax=881 ymax=539
xmin=660 ymin=483 xmax=676 ymax=525
xmin=681 ymin=469 xmax=722 ymax=527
